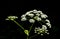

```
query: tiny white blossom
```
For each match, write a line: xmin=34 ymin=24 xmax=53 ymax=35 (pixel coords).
xmin=36 ymin=13 xmax=40 ymax=16
xmin=25 ymin=12 xmax=30 ymax=15
xmin=36 ymin=17 xmax=41 ymax=21
xmin=6 ymin=16 xmax=18 ymax=20
xmin=21 ymin=14 xmax=26 ymax=18
xmin=47 ymin=33 xmax=49 ymax=35
xmin=41 ymin=14 xmax=48 ymax=18
xmin=46 ymin=23 xmax=51 ymax=26
xmin=29 ymin=11 xmax=33 ymax=13
xmin=34 ymin=29 xmax=37 ymax=33
xmin=5 ymin=19 xmax=9 ymax=20
xmin=21 ymin=17 xmax=27 ymax=21
xmin=27 ymin=14 xmax=34 ymax=17
xmin=49 ymin=26 xmax=51 ymax=28
xmin=33 ymin=10 xmax=38 ymax=13
xmin=29 ymin=19 xmax=35 ymax=23
xmin=37 ymin=11 xmax=43 ymax=14
xmin=46 ymin=23 xmax=51 ymax=28
xmin=34 ymin=16 xmax=41 ymax=21
xmin=41 ymin=34 xmax=43 ymax=36
xmin=42 ymin=25 xmax=47 ymax=30
xmin=45 ymin=19 xmax=50 ymax=23
xmin=33 ymin=9 xmax=37 ymax=12
xmin=34 ymin=26 xmax=50 ymax=35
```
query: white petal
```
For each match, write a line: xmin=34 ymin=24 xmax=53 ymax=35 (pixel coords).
xmin=47 ymin=33 xmax=49 ymax=35
xmin=21 ymin=17 xmax=27 ymax=21
xmin=42 ymin=25 xmax=47 ymax=30
xmin=29 ymin=19 xmax=35 ymax=23
xmin=33 ymin=9 xmax=37 ymax=12
xmin=46 ymin=23 xmax=51 ymax=27
xmin=21 ymin=15 xmax=26 ymax=18
xmin=27 ymin=14 xmax=34 ymax=17
xmin=41 ymin=14 xmax=48 ymax=18
xmin=41 ymin=34 xmax=43 ymax=36
xmin=25 ymin=12 xmax=31 ymax=15
xmin=36 ymin=17 xmax=41 ymax=21
xmin=5 ymin=19 xmax=9 ymax=20
xmin=36 ymin=13 xmax=40 ymax=16
xmin=46 ymin=23 xmax=51 ymax=26
xmin=45 ymin=19 xmax=50 ymax=23
xmin=37 ymin=11 xmax=43 ymax=14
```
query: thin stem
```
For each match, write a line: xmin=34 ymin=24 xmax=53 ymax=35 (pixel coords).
xmin=29 ymin=24 xmax=34 ymax=33
xmin=39 ymin=22 xmax=42 ymax=25
xmin=29 ymin=34 xmax=38 ymax=39
xmin=27 ymin=36 xmax=28 ymax=39
xmin=12 ymin=20 xmax=25 ymax=30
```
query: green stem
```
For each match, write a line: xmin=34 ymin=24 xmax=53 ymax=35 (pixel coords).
xmin=27 ymin=36 xmax=28 ymax=39
xmin=29 ymin=34 xmax=38 ymax=39
xmin=12 ymin=20 xmax=25 ymax=30
xmin=39 ymin=22 xmax=42 ymax=25
xmin=29 ymin=24 xmax=34 ymax=33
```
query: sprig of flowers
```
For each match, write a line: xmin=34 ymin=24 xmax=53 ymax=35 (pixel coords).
xmin=6 ymin=16 xmax=18 ymax=20
xmin=6 ymin=9 xmax=52 ymax=39
xmin=20 ymin=9 xmax=51 ymax=35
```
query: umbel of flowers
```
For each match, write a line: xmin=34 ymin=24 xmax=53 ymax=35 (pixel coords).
xmin=6 ymin=9 xmax=51 ymax=39
xmin=21 ymin=10 xmax=51 ymax=35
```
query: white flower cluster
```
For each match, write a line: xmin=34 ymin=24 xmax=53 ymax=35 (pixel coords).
xmin=21 ymin=10 xmax=48 ymax=23
xmin=45 ymin=19 xmax=51 ymax=28
xmin=21 ymin=9 xmax=51 ymax=35
xmin=6 ymin=16 xmax=18 ymax=20
xmin=34 ymin=19 xmax=51 ymax=35
xmin=34 ymin=26 xmax=49 ymax=35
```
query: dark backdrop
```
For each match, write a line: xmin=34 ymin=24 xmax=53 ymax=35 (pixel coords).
xmin=0 ymin=0 xmax=60 ymax=39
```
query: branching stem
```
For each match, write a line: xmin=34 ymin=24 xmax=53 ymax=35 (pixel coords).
xmin=13 ymin=20 xmax=25 ymax=30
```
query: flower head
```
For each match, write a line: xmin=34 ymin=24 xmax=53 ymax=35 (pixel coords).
xmin=41 ymin=14 xmax=48 ymax=18
xmin=29 ymin=19 xmax=35 ymax=23
xmin=46 ymin=23 xmax=51 ymax=28
xmin=6 ymin=16 xmax=18 ymax=20
xmin=21 ymin=17 xmax=27 ymax=21
xmin=34 ymin=27 xmax=49 ymax=35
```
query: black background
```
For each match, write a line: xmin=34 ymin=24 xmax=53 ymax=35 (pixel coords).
xmin=0 ymin=0 xmax=60 ymax=39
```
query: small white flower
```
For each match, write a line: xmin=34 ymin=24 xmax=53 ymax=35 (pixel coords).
xmin=42 ymin=25 xmax=47 ymax=30
xmin=49 ymin=26 xmax=51 ymax=28
xmin=21 ymin=14 xmax=26 ymax=18
xmin=45 ymin=19 xmax=50 ymax=23
xmin=36 ymin=13 xmax=40 ymax=16
xmin=41 ymin=14 xmax=48 ymax=18
xmin=33 ymin=10 xmax=38 ymax=13
xmin=33 ymin=9 xmax=37 ymax=12
xmin=34 ymin=29 xmax=37 ymax=33
xmin=46 ymin=23 xmax=51 ymax=28
xmin=5 ymin=19 xmax=9 ymax=20
xmin=27 ymin=14 xmax=34 ymax=17
xmin=47 ymin=33 xmax=49 ymax=35
xmin=37 ymin=11 xmax=43 ymax=14
xmin=34 ymin=16 xmax=41 ymax=21
xmin=36 ymin=17 xmax=41 ymax=21
xmin=29 ymin=11 xmax=33 ymax=13
xmin=6 ymin=16 xmax=18 ymax=20
xmin=34 ymin=16 xmax=38 ymax=19
xmin=34 ymin=27 xmax=45 ymax=34
xmin=25 ymin=12 xmax=30 ymax=15
xmin=29 ymin=19 xmax=35 ymax=23
xmin=41 ymin=34 xmax=43 ymax=36
xmin=21 ymin=17 xmax=27 ymax=21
